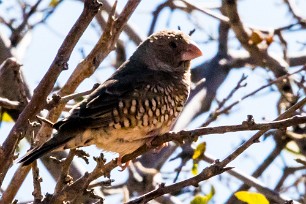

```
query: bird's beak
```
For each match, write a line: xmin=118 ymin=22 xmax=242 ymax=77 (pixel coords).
xmin=181 ymin=40 xmax=202 ymax=61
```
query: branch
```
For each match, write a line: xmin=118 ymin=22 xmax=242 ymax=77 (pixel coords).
xmin=126 ymin=110 xmax=306 ymax=204
xmin=274 ymin=166 xmax=306 ymax=191
xmin=50 ymin=111 xmax=306 ymax=202
xmin=34 ymin=0 xmax=141 ymax=147
xmin=0 ymin=34 xmax=13 ymax=63
xmin=0 ymin=58 xmax=29 ymax=110
xmin=283 ymin=0 xmax=306 ymax=23
xmin=203 ymin=154 xmax=301 ymax=204
xmin=125 ymin=163 xmax=231 ymax=204
xmin=226 ymin=132 xmax=290 ymax=204
xmin=53 ymin=149 xmax=76 ymax=194
xmin=31 ymin=161 xmax=43 ymax=203
xmin=96 ymin=0 xmax=143 ymax=45
xmin=288 ymin=51 xmax=306 ymax=67
xmin=0 ymin=97 xmax=19 ymax=109
xmin=45 ymin=83 xmax=99 ymax=110
xmin=180 ymin=0 xmax=229 ymax=23
xmin=26 ymin=1 xmax=142 ymax=202
xmin=201 ymin=66 xmax=305 ymax=127
xmin=218 ymin=97 xmax=306 ymax=168
xmin=155 ymin=115 xmax=306 ymax=145
xmin=9 ymin=0 xmax=43 ymax=47
xmin=0 ymin=0 xmax=102 ymax=186
xmin=0 ymin=165 xmax=31 ymax=204
xmin=222 ymin=0 xmax=294 ymax=102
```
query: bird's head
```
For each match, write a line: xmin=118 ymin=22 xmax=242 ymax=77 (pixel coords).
xmin=131 ymin=30 xmax=202 ymax=73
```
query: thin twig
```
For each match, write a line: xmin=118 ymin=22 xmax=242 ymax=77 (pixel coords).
xmin=125 ymin=164 xmax=231 ymax=204
xmin=32 ymin=161 xmax=43 ymax=203
xmin=0 ymin=97 xmax=20 ymax=109
xmin=0 ymin=165 xmax=31 ymax=204
xmin=226 ymin=131 xmax=290 ymax=204
xmin=54 ymin=149 xmax=76 ymax=194
xmin=203 ymin=154 xmax=301 ymax=204
xmin=201 ymin=66 xmax=305 ymax=127
xmin=36 ymin=1 xmax=142 ymax=202
xmin=215 ymin=73 xmax=247 ymax=112
xmin=55 ymin=113 xmax=306 ymax=202
xmin=274 ymin=166 xmax=306 ymax=191
xmin=283 ymin=0 xmax=306 ymax=23
xmin=180 ymin=0 xmax=229 ymax=23
xmin=218 ymin=97 xmax=306 ymax=168
xmin=0 ymin=0 xmax=102 ymax=187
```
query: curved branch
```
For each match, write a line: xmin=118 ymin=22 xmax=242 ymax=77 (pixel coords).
xmin=126 ymin=163 xmax=230 ymax=204
xmin=0 ymin=0 xmax=102 ymax=186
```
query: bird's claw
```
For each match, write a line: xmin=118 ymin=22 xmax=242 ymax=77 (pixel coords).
xmin=117 ymin=155 xmax=130 ymax=171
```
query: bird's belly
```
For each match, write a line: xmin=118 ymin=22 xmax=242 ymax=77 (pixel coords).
xmin=93 ymin=124 xmax=171 ymax=155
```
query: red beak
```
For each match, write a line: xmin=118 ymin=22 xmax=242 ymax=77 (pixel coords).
xmin=181 ymin=40 xmax=202 ymax=61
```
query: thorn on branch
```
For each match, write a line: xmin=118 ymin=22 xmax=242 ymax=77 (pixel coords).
xmin=51 ymin=93 xmax=61 ymax=104
xmin=223 ymin=166 xmax=234 ymax=171
xmin=159 ymin=183 xmax=165 ymax=188
xmin=89 ymin=179 xmax=115 ymax=188
xmin=83 ymin=188 xmax=104 ymax=203
xmin=56 ymin=61 xmax=69 ymax=70
xmin=242 ymin=115 xmax=255 ymax=127
xmin=49 ymin=156 xmax=62 ymax=164
xmin=64 ymin=175 xmax=73 ymax=185
xmin=28 ymin=119 xmax=41 ymax=128
xmin=36 ymin=115 xmax=54 ymax=127
xmin=189 ymin=28 xmax=196 ymax=36
xmin=295 ymin=158 xmax=306 ymax=166
xmin=192 ymin=182 xmax=199 ymax=188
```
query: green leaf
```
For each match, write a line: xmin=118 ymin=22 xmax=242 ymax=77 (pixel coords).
xmin=235 ymin=191 xmax=269 ymax=204
xmin=192 ymin=142 xmax=206 ymax=160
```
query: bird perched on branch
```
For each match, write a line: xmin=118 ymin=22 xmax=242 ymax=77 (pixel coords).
xmin=19 ymin=30 xmax=202 ymax=167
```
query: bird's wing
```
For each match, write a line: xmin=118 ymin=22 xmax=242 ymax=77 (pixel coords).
xmin=54 ymin=62 xmax=155 ymax=130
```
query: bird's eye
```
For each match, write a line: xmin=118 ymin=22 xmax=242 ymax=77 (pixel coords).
xmin=169 ymin=41 xmax=177 ymax=49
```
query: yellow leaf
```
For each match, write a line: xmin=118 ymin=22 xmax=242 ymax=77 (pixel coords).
xmin=190 ymin=187 xmax=215 ymax=204
xmin=248 ymin=30 xmax=263 ymax=45
xmin=190 ymin=195 xmax=209 ymax=204
xmin=49 ymin=0 xmax=59 ymax=7
xmin=192 ymin=142 xmax=206 ymax=160
xmin=265 ymin=35 xmax=274 ymax=46
xmin=235 ymin=191 xmax=269 ymax=204
xmin=206 ymin=186 xmax=215 ymax=201
xmin=191 ymin=163 xmax=198 ymax=175
xmin=1 ymin=112 xmax=14 ymax=122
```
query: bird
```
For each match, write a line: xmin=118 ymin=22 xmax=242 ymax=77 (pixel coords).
xmin=19 ymin=30 xmax=202 ymax=167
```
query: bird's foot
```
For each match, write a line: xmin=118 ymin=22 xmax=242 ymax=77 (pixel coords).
xmin=145 ymin=137 xmax=168 ymax=153
xmin=117 ymin=155 xmax=130 ymax=171
xmin=153 ymin=142 xmax=168 ymax=153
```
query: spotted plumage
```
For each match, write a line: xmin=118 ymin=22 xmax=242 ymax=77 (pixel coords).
xmin=19 ymin=30 xmax=202 ymax=165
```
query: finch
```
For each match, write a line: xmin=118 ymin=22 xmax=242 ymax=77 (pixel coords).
xmin=19 ymin=30 xmax=202 ymax=166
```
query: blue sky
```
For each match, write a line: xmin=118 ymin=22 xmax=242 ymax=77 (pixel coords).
xmin=1 ymin=0 xmax=306 ymax=203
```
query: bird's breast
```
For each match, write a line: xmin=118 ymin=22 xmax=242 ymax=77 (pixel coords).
xmin=94 ymin=82 xmax=189 ymax=155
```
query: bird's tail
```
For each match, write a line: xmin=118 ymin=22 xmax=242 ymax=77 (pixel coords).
xmin=18 ymin=134 xmax=73 ymax=166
